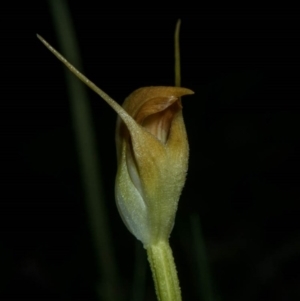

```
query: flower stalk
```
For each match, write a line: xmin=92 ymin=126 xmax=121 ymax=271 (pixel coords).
xmin=147 ymin=241 xmax=182 ymax=301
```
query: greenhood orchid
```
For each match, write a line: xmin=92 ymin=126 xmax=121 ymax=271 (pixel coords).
xmin=38 ymin=26 xmax=193 ymax=300
xmin=115 ymin=86 xmax=193 ymax=246
xmin=37 ymin=35 xmax=193 ymax=247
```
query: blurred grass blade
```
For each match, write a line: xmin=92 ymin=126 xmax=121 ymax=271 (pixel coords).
xmin=191 ymin=214 xmax=214 ymax=301
xmin=131 ymin=241 xmax=147 ymax=301
xmin=47 ymin=1 xmax=121 ymax=300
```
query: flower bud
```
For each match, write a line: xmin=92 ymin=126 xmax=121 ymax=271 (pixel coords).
xmin=115 ymin=86 xmax=193 ymax=246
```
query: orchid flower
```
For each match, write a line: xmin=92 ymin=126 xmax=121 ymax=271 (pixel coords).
xmin=115 ymin=86 xmax=193 ymax=246
xmin=38 ymin=22 xmax=193 ymax=300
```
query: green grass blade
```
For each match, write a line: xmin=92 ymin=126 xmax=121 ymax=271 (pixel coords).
xmin=47 ymin=1 xmax=121 ymax=300
xmin=191 ymin=214 xmax=215 ymax=301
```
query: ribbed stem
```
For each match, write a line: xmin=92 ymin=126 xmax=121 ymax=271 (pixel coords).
xmin=147 ymin=240 xmax=182 ymax=301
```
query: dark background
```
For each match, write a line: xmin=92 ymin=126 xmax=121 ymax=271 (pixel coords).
xmin=1 ymin=4 xmax=300 ymax=301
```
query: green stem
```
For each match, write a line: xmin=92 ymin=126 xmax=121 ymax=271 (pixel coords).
xmin=147 ymin=240 xmax=182 ymax=301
